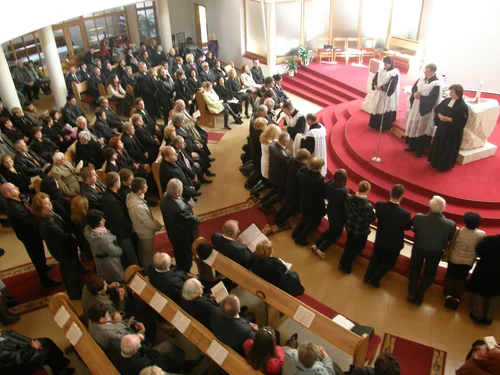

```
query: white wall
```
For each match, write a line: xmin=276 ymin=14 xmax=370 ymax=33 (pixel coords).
xmin=419 ymin=0 xmax=500 ymax=93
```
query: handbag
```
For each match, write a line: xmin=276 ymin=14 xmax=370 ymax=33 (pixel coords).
xmin=442 ymin=228 xmax=462 ymax=262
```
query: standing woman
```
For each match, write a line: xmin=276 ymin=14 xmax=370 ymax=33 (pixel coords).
xmin=252 ymin=124 xmax=280 ymax=196
xmin=174 ymin=70 xmax=193 ymax=112
xmin=32 ymin=193 xmax=82 ymax=300
xmin=208 ymin=33 xmax=219 ymax=59
xmin=428 ymin=84 xmax=469 ymax=171
xmin=186 ymin=69 xmax=202 ymax=107
xmin=71 ymin=196 xmax=93 ymax=261
xmin=368 ymin=56 xmax=400 ymax=131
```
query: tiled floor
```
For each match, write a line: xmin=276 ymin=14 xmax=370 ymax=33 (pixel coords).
xmin=1 ymin=92 xmax=496 ymax=374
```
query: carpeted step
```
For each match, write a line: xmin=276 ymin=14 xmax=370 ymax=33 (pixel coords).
xmin=282 ymin=79 xmax=332 ymax=108
xmin=290 ymin=71 xmax=361 ymax=102
xmin=301 ymin=65 xmax=367 ymax=98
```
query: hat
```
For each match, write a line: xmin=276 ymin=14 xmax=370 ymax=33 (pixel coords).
xmin=23 ymin=100 xmax=33 ymax=107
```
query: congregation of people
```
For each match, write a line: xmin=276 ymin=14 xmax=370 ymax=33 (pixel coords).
xmin=0 ymin=34 xmax=498 ymax=375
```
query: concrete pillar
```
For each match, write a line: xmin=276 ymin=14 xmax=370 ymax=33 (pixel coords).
xmin=0 ymin=49 xmax=21 ymax=111
xmin=38 ymin=26 xmax=67 ymax=110
xmin=125 ymin=4 xmax=141 ymax=46
xmin=156 ymin=0 xmax=173 ymax=50
xmin=266 ymin=1 xmax=277 ymax=74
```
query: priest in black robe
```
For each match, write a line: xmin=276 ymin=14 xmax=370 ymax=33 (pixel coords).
xmin=428 ymin=84 xmax=469 ymax=171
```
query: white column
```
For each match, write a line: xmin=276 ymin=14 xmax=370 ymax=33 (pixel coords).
xmin=125 ymin=4 xmax=141 ymax=46
xmin=0 ymin=49 xmax=21 ymax=111
xmin=38 ymin=26 xmax=67 ymax=110
xmin=156 ymin=0 xmax=173 ymax=50
xmin=266 ymin=1 xmax=277 ymax=75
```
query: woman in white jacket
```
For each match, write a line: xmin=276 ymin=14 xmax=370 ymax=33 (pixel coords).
xmin=240 ymin=64 xmax=259 ymax=92
xmin=251 ymin=124 xmax=281 ymax=197
xmin=106 ymin=73 xmax=130 ymax=115
xmin=201 ymin=81 xmax=242 ymax=130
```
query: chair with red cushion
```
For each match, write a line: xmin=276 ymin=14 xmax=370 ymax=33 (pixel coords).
xmin=317 ymin=37 xmax=333 ymax=64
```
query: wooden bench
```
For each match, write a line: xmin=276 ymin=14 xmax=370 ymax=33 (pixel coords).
xmin=48 ymin=293 xmax=120 ymax=375
xmin=123 ymin=265 xmax=264 ymax=375
xmin=151 ymin=161 xmax=163 ymax=197
xmin=98 ymin=83 xmax=118 ymax=113
xmin=199 ymin=251 xmax=380 ymax=367
xmin=378 ymin=35 xmax=423 ymax=73
xmin=64 ymin=141 xmax=77 ymax=165
xmin=71 ymin=81 xmax=94 ymax=114
xmin=195 ymin=91 xmax=221 ymax=129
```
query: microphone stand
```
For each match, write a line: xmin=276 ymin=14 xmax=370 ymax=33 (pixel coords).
xmin=372 ymin=76 xmax=394 ymax=163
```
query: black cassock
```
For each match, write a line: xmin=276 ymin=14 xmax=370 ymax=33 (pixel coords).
xmin=428 ymin=97 xmax=469 ymax=171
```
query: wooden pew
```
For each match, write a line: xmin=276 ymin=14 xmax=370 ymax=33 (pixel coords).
xmin=64 ymin=141 xmax=77 ymax=165
xmin=195 ymin=91 xmax=220 ymax=129
xmin=98 ymin=83 xmax=118 ymax=113
xmin=152 ymin=161 xmax=163 ymax=197
xmin=378 ymin=35 xmax=423 ymax=73
xmin=123 ymin=265 xmax=264 ymax=375
xmin=48 ymin=293 xmax=120 ymax=375
xmin=199 ymin=251 xmax=378 ymax=367
xmin=71 ymin=81 xmax=94 ymax=114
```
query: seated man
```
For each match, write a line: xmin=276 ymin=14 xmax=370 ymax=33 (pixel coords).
xmin=159 ymin=145 xmax=199 ymax=201
xmin=199 ymin=61 xmax=216 ymax=83
xmin=51 ymin=152 xmax=81 ymax=197
xmin=0 ymin=329 xmax=74 ymax=374
xmin=282 ymin=340 xmax=339 ymax=375
xmin=65 ymin=66 xmax=80 ymax=94
xmin=172 ymin=136 xmax=211 ymax=184
xmin=180 ymin=278 xmax=219 ymax=330
xmin=211 ymin=220 xmax=255 ymax=270
xmin=96 ymin=96 xmax=125 ymax=133
xmin=62 ymin=94 xmax=87 ymax=127
xmin=76 ymin=116 xmax=105 ymax=145
xmin=250 ymin=59 xmax=265 ymax=85
xmin=75 ymin=131 xmax=105 ymax=169
xmin=273 ymin=74 xmax=289 ymax=104
xmin=134 ymin=98 xmax=163 ymax=138
xmin=121 ymin=123 xmax=148 ymax=164
xmin=80 ymin=166 xmax=105 ymax=210
xmin=93 ymin=110 xmax=117 ymax=142
xmin=171 ymin=99 xmax=209 ymax=147
xmin=13 ymin=139 xmax=50 ymax=177
xmin=210 ymin=294 xmax=257 ymax=356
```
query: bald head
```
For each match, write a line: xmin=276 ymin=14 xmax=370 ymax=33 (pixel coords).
xmin=161 ymin=145 xmax=178 ymax=163
xmin=121 ymin=334 xmax=141 ymax=356
xmin=0 ymin=182 xmax=19 ymax=199
xmin=76 ymin=116 xmax=87 ymax=129
xmin=153 ymin=252 xmax=171 ymax=271
xmin=222 ymin=220 xmax=239 ymax=239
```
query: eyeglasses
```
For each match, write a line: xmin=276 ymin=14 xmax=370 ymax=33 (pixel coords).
xmin=260 ymin=328 xmax=273 ymax=336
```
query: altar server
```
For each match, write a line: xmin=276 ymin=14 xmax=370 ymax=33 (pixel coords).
xmin=283 ymin=102 xmax=307 ymax=150
xmin=301 ymin=113 xmax=327 ymax=176
xmin=405 ymin=63 xmax=442 ymax=157
xmin=368 ymin=56 xmax=400 ymax=131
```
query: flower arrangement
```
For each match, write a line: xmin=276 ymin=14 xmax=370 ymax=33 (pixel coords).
xmin=285 ymin=56 xmax=298 ymax=76
xmin=297 ymin=44 xmax=313 ymax=66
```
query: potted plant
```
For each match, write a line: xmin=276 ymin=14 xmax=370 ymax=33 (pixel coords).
xmin=297 ymin=44 xmax=313 ymax=66
xmin=285 ymin=56 xmax=298 ymax=77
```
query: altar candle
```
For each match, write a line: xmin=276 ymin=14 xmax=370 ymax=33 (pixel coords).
xmin=476 ymin=79 xmax=484 ymax=102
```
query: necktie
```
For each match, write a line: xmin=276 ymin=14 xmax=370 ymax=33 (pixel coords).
xmin=26 ymin=153 xmax=40 ymax=167
xmin=74 ymin=75 xmax=80 ymax=84
xmin=181 ymin=151 xmax=191 ymax=169
xmin=94 ymin=184 xmax=102 ymax=193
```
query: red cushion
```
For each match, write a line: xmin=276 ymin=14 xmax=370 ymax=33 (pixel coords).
xmin=360 ymin=244 xmax=374 ymax=259
xmin=434 ymin=266 xmax=447 ymax=286
xmin=393 ymin=255 xmax=411 ymax=276
xmin=81 ymin=96 xmax=95 ymax=103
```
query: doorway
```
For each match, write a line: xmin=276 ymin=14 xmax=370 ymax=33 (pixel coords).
xmin=194 ymin=4 xmax=209 ymax=48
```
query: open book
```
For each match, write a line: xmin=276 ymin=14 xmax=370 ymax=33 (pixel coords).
xmin=210 ymin=281 xmax=229 ymax=303
xmin=239 ymin=223 xmax=269 ymax=253
xmin=332 ymin=314 xmax=355 ymax=330
xmin=278 ymin=258 xmax=292 ymax=271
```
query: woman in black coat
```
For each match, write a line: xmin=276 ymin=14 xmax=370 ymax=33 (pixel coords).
xmin=292 ymin=157 xmax=326 ymax=246
xmin=227 ymin=69 xmax=254 ymax=118
xmin=156 ymin=67 xmax=175 ymax=121
xmin=214 ymin=77 xmax=241 ymax=116
xmin=0 ymin=154 xmax=34 ymax=197
xmin=75 ymin=133 xmax=104 ymax=169
xmin=32 ymin=193 xmax=83 ymax=300
xmin=467 ymin=235 xmax=500 ymax=325
xmin=0 ymin=117 xmax=27 ymax=144
xmin=251 ymin=239 xmax=304 ymax=296
xmin=186 ymin=69 xmax=202 ymax=98
xmin=30 ymin=127 xmax=59 ymax=164
xmin=39 ymin=175 xmax=71 ymax=224
xmin=174 ymin=70 xmax=193 ymax=113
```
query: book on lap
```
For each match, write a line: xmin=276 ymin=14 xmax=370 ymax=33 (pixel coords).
xmin=239 ymin=223 xmax=268 ymax=253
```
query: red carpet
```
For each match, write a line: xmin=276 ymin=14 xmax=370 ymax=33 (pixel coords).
xmin=382 ymin=333 xmax=446 ymax=375
xmin=207 ymin=130 xmax=227 ymax=144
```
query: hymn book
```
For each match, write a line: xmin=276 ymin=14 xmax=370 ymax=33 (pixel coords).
xmin=129 ymin=275 xmax=146 ymax=295
xmin=293 ymin=305 xmax=316 ymax=328
xmin=211 ymin=281 xmax=229 ymax=303
xmin=149 ymin=292 xmax=168 ymax=314
xmin=172 ymin=311 xmax=191 ymax=333
xmin=239 ymin=223 xmax=268 ymax=252
xmin=207 ymin=340 xmax=230 ymax=365
xmin=54 ymin=306 xmax=70 ymax=328
xmin=278 ymin=258 xmax=292 ymax=271
xmin=332 ymin=314 xmax=355 ymax=330
xmin=66 ymin=322 xmax=83 ymax=346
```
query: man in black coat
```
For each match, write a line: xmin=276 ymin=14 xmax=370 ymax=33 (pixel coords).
xmin=210 ymin=295 xmax=256 ymax=356
xmin=97 ymin=96 xmax=124 ymax=132
xmin=199 ymin=62 xmax=216 ymax=83
xmin=160 ymin=179 xmax=201 ymax=273
xmin=134 ymin=98 xmax=163 ymax=137
xmin=121 ymin=124 xmax=147 ymax=164
xmin=364 ymin=184 xmax=413 ymax=288
xmin=13 ymin=139 xmax=50 ymax=177
xmin=147 ymin=252 xmax=190 ymax=304
xmin=211 ymin=220 xmax=254 ymax=270
xmin=172 ymin=114 xmax=214 ymax=167
xmin=180 ymin=278 xmax=219 ymax=329
xmin=136 ymin=62 xmax=160 ymax=118
xmin=250 ymin=59 xmax=265 ymax=85
xmin=156 ymin=68 xmax=175 ymax=120
xmin=172 ymin=136 xmax=206 ymax=185
xmin=102 ymin=172 xmax=140 ymax=268
xmin=0 ymin=183 xmax=60 ymax=287
xmin=65 ymin=66 xmax=80 ymax=94
xmin=131 ymin=114 xmax=160 ymax=165
xmin=258 ymin=132 xmax=291 ymax=213
xmin=83 ymin=47 xmax=96 ymax=67
xmin=62 ymin=94 xmax=87 ymax=127
xmin=87 ymin=67 xmax=104 ymax=100
xmin=159 ymin=146 xmax=198 ymax=201
xmin=80 ymin=167 xmax=105 ymax=210
xmin=93 ymin=110 xmax=116 ymax=141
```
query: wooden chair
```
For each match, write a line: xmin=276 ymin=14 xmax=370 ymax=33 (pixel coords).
xmin=152 ymin=161 xmax=163 ymax=197
xmin=48 ymin=293 xmax=120 ymax=375
xmin=195 ymin=91 xmax=219 ymax=129
xmin=65 ymin=141 xmax=77 ymax=165
xmin=346 ymin=37 xmax=363 ymax=64
xmin=379 ymin=35 xmax=423 ymax=73
xmin=96 ymin=166 xmax=106 ymax=185
xmin=317 ymin=37 xmax=333 ymax=64
xmin=332 ymin=37 xmax=348 ymax=63
xmin=33 ymin=178 xmax=42 ymax=193
xmin=359 ymin=37 xmax=375 ymax=63
xmin=97 ymin=84 xmax=118 ymax=113
xmin=72 ymin=81 xmax=94 ymax=114
xmin=124 ymin=266 xmax=264 ymax=375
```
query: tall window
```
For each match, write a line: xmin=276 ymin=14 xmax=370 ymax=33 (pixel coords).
xmin=136 ymin=1 xmax=158 ymax=41
xmin=84 ymin=8 xmax=128 ymax=50
xmin=2 ymin=32 xmax=44 ymax=67
xmin=245 ymin=0 xmax=267 ymax=58
xmin=195 ymin=4 xmax=209 ymax=47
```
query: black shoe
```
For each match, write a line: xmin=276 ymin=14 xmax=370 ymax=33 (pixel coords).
xmin=338 ymin=265 xmax=351 ymax=274
xmin=415 ymin=151 xmax=423 ymax=158
xmin=444 ymin=297 xmax=453 ymax=309
xmin=46 ymin=263 xmax=56 ymax=271
xmin=367 ymin=279 xmax=381 ymax=288
xmin=451 ymin=298 xmax=460 ymax=311
xmin=183 ymin=355 xmax=205 ymax=373
xmin=235 ymin=118 xmax=244 ymax=124
xmin=208 ymin=157 xmax=216 ymax=162
xmin=194 ymin=192 xmax=202 ymax=197
xmin=469 ymin=313 xmax=483 ymax=325
xmin=6 ymin=296 xmax=19 ymax=307
xmin=0 ymin=248 xmax=4 ymax=257
xmin=404 ymin=148 xmax=416 ymax=152
xmin=483 ymin=317 xmax=493 ymax=326
xmin=407 ymin=294 xmax=417 ymax=303
xmin=201 ymin=178 xmax=213 ymax=184
xmin=294 ymin=239 xmax=308 ymax=246
xmin=224 ymin=125 xmax=232 ymax=130
xmin=205 ymin=170 xmax=216 ymax=177
xmin=42 ymin=278 xmax=62 ymax=288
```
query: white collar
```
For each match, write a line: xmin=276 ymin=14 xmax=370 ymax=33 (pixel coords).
xmin=389 ymin=199 xmax=400 ymax=205
xmin=222 ymin=234 xmax=234 ymax=241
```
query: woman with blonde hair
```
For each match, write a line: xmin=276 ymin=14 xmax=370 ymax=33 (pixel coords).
xmin=32 ymin=193 xmax=82 ymax=299
xmin=71 ymin=196 xmax=93 ymax=261
xmin=251 ymin=124 xmax=280 ymax=197
xmin=241 ymin=64 xmax=258 ymax=92
xmin=201 ymin=81 xmax=242 ymax=129
xmin=251 ymin=240 xmax=304 ymax=296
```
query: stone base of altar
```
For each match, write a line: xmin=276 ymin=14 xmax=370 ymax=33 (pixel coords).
xmin=457 ymin=142 xmax=498 ymax=165
xmin=392 ymin=117 xmax=407 ymax=138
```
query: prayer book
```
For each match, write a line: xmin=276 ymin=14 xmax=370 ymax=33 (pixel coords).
xmin=149 ymin=292 xmax=168 ymax=314
xmin=171 ymin=311 xmax=191 ymax=333
xmin=293 ymin=305 xmax=315 ymax=328
xmin=66 ymin=322 xmax=83 ymax=346
xmin=239 ymin=223 xmax=269 ymax=253
xmin=193 ymin=110 xmax=201 ymax=119
xmin=211 ymin=281 xmax=229 ymax=303
xmin=207 ymin=340 xmax=230 ymax=365
xmin=129 ymin=275 xmax=146 ymax=295
xmin=332 ymin=314 xmax=355 ymax=330
xmin=54 ymin=306 xmax=70 ymax=328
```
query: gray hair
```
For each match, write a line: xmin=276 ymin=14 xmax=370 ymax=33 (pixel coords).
xmin=125 ymin=66 xmax=132 ymax=74
xmin=139 ymin=366 xmax=165 ymax=375
xmin=123 ymin=123 xmax=133 ymax=134
xmin=52 ymin=152 xmax=65 ymax=163
xmin=264 ymin=98 xmax=275 ymax=107
xmin=425 ymin=63 xmax=437 ymax=73
xmin=138 ymin=62 xmax=147 ymax=69
xmin=121 ymin=334 xmax=141 ymax=355
xmin=256 ymin=105 xmax=268 ymax=114
xmin=14 ymin=139 xmax=25 ymax=150
xmin=166 ymin=178 xmax=183 ymax=197
xmin=76 ymin=116 xmax=87 ymax=127
xmin=429 ymin=195 xmax=446 ymax=213
xmin=222 ymin=220 xmax=239 ymax=237
xmin=278 ymin=132 xmax=290 ymax=144
xmin=175 ymin=99 xmax=185 ymax=107
xmin=153 ymin=252 xmax=171 ymax=271
xmin=78 ymin=131 xmax=92 ymax=141
xmin=171 ymin=135 xmax=183 ymax=147
xmin=182 ymin=278 xmax=203 ymax=301
xmin=172 ymin=114 xmax=184 ymax=126
xmin=98 ymin=96 xmax=107 ymax=105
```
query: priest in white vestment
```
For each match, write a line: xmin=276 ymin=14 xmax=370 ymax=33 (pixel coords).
xmin=405 ymin=63 xmax=442 ymax=157
xmin=301 ymin=113 xmax=327 ymax=176
xmin=368 ymin=56 xmax=400 ymax=131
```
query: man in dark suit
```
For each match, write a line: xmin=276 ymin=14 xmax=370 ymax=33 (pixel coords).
xmin=65 ymin=66 xmax=80 ymax=94
xmin=272 ymin=74 xmax=289 ymax=103
xmin=258 ymin=132 xmax=291 ymax=213
xmin=102 ymin=172 xmax=140 ymax=268
xmin=62 ymin=94 xmax=87 ymax=127
xmin=211 ymin=220 xmax=254 ymax=270
xmin=130 ymin=114 xmax=160 ymax=164
xmin=93 ymin=110 xmax=116 ymax=141
xmin=159 ymin=146 xmax=199 ymax=201
xmin=364 ymin=184 xmax=413 ymax=288
xmin=136 ymin=62 xmax=160 ymax=118
xmin=170 ymin=56 xmax=186 ymax=77
xmin=87 ymin=66 xmax=104 ymax=100
xmin=1 ymin=183 xmax=60 ymax=287
xmin=199 ymin=62 xmax=216 ymax=84
xmin=251 ymin=59 xmax=265 ymax=85
xmin=134 ymin=98 xmax=163 ymax=137
xmin=160 ymin=178 xmax=201 ymax=272
xmin=172 ymin=136 xmax=208 ymax=185
xmin=165 ymin=48 xmax=177 ymax=70
xmin=13 ymin=139 xmax=50 ymax=177
xmin=77 ymin=63 xmax=91 ymax=82
xmin=97 ymin=96 xmax=124 ymax=132
xmin=80 ymin=166 xmax=105 ymax=210
xmin=210 ymin=295 xmax=257 ymax=356
xmin=408 ymin=195 xmax=456 ymax=305
xmin=147 ymin=252 xmax=190 ymax=304
xmin=121 ymin=124 xmax=147 ymax=164
xmin=83 ymin=47 xmax=96 ymax=67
